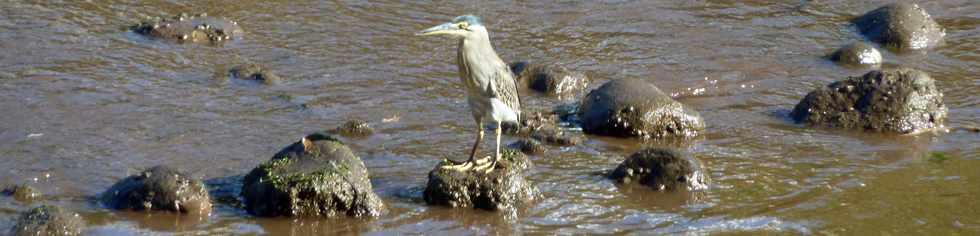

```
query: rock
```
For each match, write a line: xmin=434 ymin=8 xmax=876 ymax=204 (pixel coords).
xmin=332 ymin=119 xmax=374 ymax=137
xmin=510 ymin=61 xmax=589 ymax=99
xmin=829 ymin=42 xmax=882 ymax=66
xmin=10 ymin=205 xmax=84 ymax=236
xmin=609 ymin=148 xmax=709 ymax=191
xmin=423 ymin=149 xmax=537 ymax=210
xmin=2 ymin=184 xmax=41 ymax=202
xmin=230 ymin=64 xmax=282 ymax=84
xmin=241 ymin=133 xmax=384 ymax=217
xmin=853 ymin=3 xmax=945 ymax=51
xmin=101 ymin=165 xmax=212 ymax=215
xmin=579 ymin=79 xmax=705 ymax=138
xmin=505 ymin=110 xmax=585 ymax=146
xmin=791 ymin=68 xmax=947 ymax=133
xmin=508 ymin=139 xmax=546 ymax=156
xmin=131 ymin=13 xmax=243 ymax=44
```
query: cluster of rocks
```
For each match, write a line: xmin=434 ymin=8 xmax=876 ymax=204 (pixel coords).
xmin=828 ymin=2 xmax=945 ymax=67
xmin=131 ymin=13 xmax=242 ymax=44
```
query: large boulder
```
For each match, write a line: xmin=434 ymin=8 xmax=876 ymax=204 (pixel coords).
xmin=10 ymin=205 xmax=85 ymax=236
xmin=853 ymin=3 xmax=945 ymax=51
xmin=423 ymin=149 xmax=537 ymax=211
xmin=791 ymin=68 xmax=946 ymax=133
xmin=829 ymin=42 xmax=882 ymax=66
xmin=579 ymin=79 xmax=705 ymax=138
xmin=510 ymin=61 xmax=589 ymax=99
xmin=609 ymin=148 xmax=709 ymax=191
xmin=230 ymin=64 xmax=282 ymax=84
xmin=241 ymin=133 xmax=384 ymax=217
xmin=101 ymin=165 xmax=212 ymax=215
xmin=131 ymin=13 xmax=243 ymax=44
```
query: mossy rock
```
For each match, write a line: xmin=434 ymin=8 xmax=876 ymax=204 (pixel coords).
xmin=423 ymin=149 xmax=537 ymax=211
xmin=131 ymin=13 xmax=243 ymax=44
xmin=230 ymin=64 xmax=282 ymax=84
xmin=579 ymin=78 xmax=705 ymax=138
xmin=609 ymin=148 xmax=709 ymax=191
xmin=829 ymin=42 xmax=882 ymax=66
xmin=241 ymin=133 xmax=384 ymax=217
xmin=791 ymin=68 xmax=947 ymax=133
xmin=853 ymin=3 xmax=945 ymax=51
xmin=101 ymin=165 xmax=212 ymax=215
xmin=10 ymin=205 xmax=85 ymax=236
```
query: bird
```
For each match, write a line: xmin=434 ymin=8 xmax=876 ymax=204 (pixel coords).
xmin=417 ymin=15 xmax=521 ymax=172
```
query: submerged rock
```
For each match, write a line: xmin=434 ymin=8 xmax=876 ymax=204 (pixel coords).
xmin=423 ymin=149 xmax=537 ymax=211
xmin=579 ymin=79 xmax=704 ymax=138
xmin=230 ymin=64 xmax=282 ymax=84
xmin=512 ymin=111 xmax=584 ymax=147
xmin=829 ymin=42 xmax=882 ymax=66
xmin=10 ymin=205 xmax=84 ymax=236
xmin=510 ymin=61 xmax=589 ymax=99
xmin=508 ymin=139 xmax=546 ymax=156
xmin=609 ymin=148 xmax=708 ymax=191
xmin=131 ymin=13 xmax=243 ymax=44
xmin=331 ymin=119 xmax=374 ymax=137
xmin=101 ymin=166 xmax=212 ymax=215
xmin=853 ymin=3 xmax=945 ymax=51
xmin=791 ymin=68 xmax=946 ymax=133
xmin=241 ymin=133 xmax=384 ymax=217
xmin=2 ymin=184 xmax=41 ymax=202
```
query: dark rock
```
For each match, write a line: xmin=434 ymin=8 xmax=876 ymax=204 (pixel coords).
xmin=506 ymin=111 xmax=585 ymax=146
xmin=509 ymin=61 xmax=589 ymax=99
xmin=508 ymin=139 xmax=546 ymax=156
xmin=230 ymin=64 xmax=282 ymax=84
xmin=853 ymin=3 xmax=945 ymax=51
xmin=791 ymin=68 xmax=947 ymax=133
xmin=609 ymin=148 xmax=709 ymax=191
xmin=101 ymin=166 xmax=212 ymax=215
xmin=423 ymin=149 xmax=537 ymax=210
xmin=241 ymin=133 xmax=384 ymax=217
xmin=131 ymin=13 xmax=243 ymax=44
xmin=829 ymin=42 xmax=882 ymax=66
xmin=10 ymin=205 xmax=84 ymax=236
xmin=579 ymin=79 xmax=705 ymax=138
xmin=2 ymin=184 xmax=40 ymax=202
xmin=332 ymin=119 xmax=374 ymax=137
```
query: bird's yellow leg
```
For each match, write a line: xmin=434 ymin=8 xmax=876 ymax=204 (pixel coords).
xmin=442 ymin=122 xmax=485 ymax=171
xmin=474 ymin=121 xmax=501 ymax=173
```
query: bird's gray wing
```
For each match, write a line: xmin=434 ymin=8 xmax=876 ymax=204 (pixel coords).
xmin=489 ymin=63 xmax=522 ymax=119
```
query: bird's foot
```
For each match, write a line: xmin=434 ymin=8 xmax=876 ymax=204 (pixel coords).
xmin=471 ymin=156 xmax=497 ymax=173
xmin=441 ymin=156 xmax=494 ymax=173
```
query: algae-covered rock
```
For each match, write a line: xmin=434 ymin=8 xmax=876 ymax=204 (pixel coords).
xmin=2 ymin=184 xmax=41 ymax=203
xmin=131 ymin=13 xmax=243 ymax=44
xmin=241 ymin=133 xmax=384 ymax=217
xmin=10 ymin=205 xmax=84 ymax=236
xmin=791 ymin=68 xmax=946 ymax=133
xmin=829 ymin=42 xmax=882 ymax=66
xmin=331 ymin=119 xmax=374 ymax=137
xmin=423 ymin=149 xmax=537 ymax=211
xmin=579 ymin=79 xmax=704 ymax=138
xmin=101 ymin=165 xmax=212 ymax=215
xmin=230 ymin=64 xmax=282 ymax=84
xmin=609 ymin=148 xmax=709 ymax=191
xmin=510 ymin=61 xmax=589 ymax=99
xmin=853 ymin=3 xmax=945 ymax=50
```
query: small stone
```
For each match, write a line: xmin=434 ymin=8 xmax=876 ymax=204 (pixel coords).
xmin=10 ymin=205 xmax=85 ymax=236
xmin=333 ymin=119 xmax=374 ymax=137
xmin=2 ymin=184 xmax=41 ymax=202
xmin=508 ymin=139 xmax=547 ymax=155
xmin=229 ymin=63 xmax=282 ymax=85
xmin=829 ymin=42 xmax=882 ymax=66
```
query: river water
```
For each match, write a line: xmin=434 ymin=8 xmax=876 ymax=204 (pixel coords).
xmin=0 ymin=1 xmax=977 ymax=235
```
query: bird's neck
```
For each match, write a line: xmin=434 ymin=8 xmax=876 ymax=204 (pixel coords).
xmin=458 ymin=33 xmax=502 ymax=65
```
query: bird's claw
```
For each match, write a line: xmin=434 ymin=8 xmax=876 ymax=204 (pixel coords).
xmin=440 ymin=156 xmax=496 ymax=173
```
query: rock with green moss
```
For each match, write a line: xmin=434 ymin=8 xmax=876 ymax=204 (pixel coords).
xmin=101 ymin=165 xmax=212 ymax=215
xmin=791 ymin=68 xmax=946 ymax=133
xmin=609 ymin=148 xmax=709 ymax=191
xmin=241 ymin=133 xmax=384 ymax=217
xmin=579 ymin=79 xmax=705 ymax=138
xmin=2 ymin=184 xmax=41 ymax=203
xmin=131 ymin=13 xmax=243 ymax=44
xmin=10 ymin=205 xmax=84 ymax=236
xmin=423 ymin=149 xmax=537 ymax=211
xmin=230 ymin=64 xmax=282 ymax=84
xmin=510 ymin=61 xmax=589 ymax=99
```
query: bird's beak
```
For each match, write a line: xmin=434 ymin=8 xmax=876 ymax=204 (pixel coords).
xmin=416 ymin=22 xmax=458 ymax=36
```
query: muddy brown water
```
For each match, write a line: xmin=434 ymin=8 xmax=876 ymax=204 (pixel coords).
xmin=0 ymin=1 xmax=978 ymax=235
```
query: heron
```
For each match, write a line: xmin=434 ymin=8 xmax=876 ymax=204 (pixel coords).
xmin=417 ymin=15 xmax=521 ymax=172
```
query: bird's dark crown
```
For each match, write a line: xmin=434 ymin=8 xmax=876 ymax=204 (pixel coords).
xmin=452 ymin=15 xmax=482 ymax=26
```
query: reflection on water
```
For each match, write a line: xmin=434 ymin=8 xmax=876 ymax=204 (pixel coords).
xmin=0 ymin=0 xmax=977 ymax=235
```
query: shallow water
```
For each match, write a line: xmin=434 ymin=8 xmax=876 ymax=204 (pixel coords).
xmin=1 ymin=0 xmax=978 ymax=235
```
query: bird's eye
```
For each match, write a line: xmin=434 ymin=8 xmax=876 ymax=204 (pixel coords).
xmin=458 ymin=22 xmax=469 ymax=30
